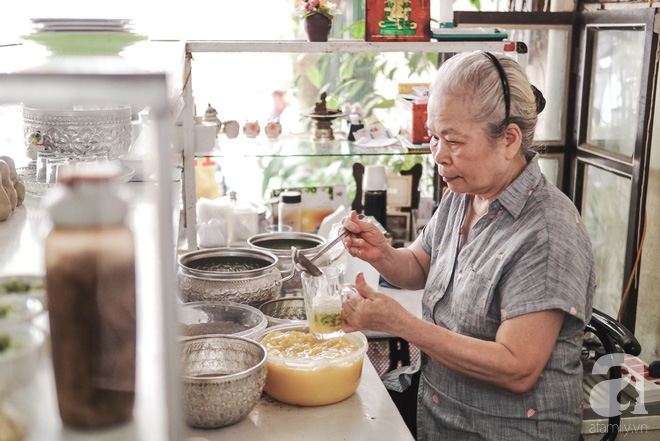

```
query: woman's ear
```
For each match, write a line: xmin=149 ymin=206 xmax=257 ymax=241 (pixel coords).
xmin=503 ymin=123 xmax=523 ymax=160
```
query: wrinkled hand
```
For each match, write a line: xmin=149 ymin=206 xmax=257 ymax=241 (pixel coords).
xmin=341 ymin=211 xmax=388 ymax=264
xmin=341 ymin=272 xmax=405 ymax=334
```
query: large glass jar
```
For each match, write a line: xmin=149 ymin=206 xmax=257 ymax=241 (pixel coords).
xmin=44 ymin=164 xmax=136 ymax=428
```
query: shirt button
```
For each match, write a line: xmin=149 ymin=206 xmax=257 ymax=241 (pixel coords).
xmin=432 ymin=394 xmax=439 ymax=404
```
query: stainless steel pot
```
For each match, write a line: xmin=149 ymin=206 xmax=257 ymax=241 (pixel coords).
xmin=177 ymin=248 xmax=293 ymax=307
xmin=247 ymin=232 xmax=331 ymax=295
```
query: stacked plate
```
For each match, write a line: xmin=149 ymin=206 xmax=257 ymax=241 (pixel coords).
xmin=21 ymin=18 xmax=147 ymax=56
xmin=29 ymin=18 xmax=137 ymax=34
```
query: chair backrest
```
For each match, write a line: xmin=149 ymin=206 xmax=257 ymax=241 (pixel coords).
xmin=584 ymin=308 xmax=641 ymax=441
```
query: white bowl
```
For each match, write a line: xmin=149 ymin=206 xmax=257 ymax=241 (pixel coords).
xmin=0 ymin=275 xmax=46 ymax=306
xmin=119 ymin=156 xmax=150 ymax=181
xmin=0 ymin=323 xmax=45 ymax=392
xmin=0 ymin=295 xmax=44 ymax=326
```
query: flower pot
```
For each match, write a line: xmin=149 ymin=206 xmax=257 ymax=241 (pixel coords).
xmin=304 ymin=14 xmax=332 ymax=42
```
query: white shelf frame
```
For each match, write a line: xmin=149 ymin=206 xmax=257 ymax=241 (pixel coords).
xmin=0 ymin=68 xmax=184 ymax=441
xmin=185 ymin=39 xmax=520 ymax=53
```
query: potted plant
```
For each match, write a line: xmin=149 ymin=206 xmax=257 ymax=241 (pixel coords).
xmin=294 ymin=0 xmax=338 ymax=42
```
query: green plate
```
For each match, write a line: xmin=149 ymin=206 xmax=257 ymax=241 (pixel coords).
xmin=21 ymin=32 xmax=147 ymax=56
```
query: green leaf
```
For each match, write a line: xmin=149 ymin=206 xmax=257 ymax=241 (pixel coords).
xmin=372 ymin=98 xmax=395 ymax=109
xmin=338 ymin=20 xmax=365 ymax=40
xmin=341 ymin=60 xmax=354 ymax=78
xmin=349 ymin=79 xmax=366 ymax=95
xmin=352 ymin=20 xmax=365 ymax=39
xmin=306 ymin=64 xmax=322 ymax=89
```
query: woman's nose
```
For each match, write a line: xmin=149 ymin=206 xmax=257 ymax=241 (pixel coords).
xmin=432 ymin=141 xmax=449 ymax=165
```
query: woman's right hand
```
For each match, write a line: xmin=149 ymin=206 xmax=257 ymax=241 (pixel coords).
xmin=341 ymin=211 xmax=389 ymax=263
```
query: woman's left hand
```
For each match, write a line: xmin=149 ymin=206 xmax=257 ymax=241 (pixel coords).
xmin=341 ymin=272 xmax=414 ymax=334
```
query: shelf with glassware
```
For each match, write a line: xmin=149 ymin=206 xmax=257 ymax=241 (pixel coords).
xmin=179 ymin=39 xmax=527 ymax=251
xmin=193 ymin=134 xmax=427 ymax=159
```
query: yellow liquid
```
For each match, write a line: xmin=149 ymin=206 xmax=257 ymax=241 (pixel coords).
xmin=309 ymin=311 xmax=342 ymax=335
xmin=260 ymin=331 xmax=363 ymax=406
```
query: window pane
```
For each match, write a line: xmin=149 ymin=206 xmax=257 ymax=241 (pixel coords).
xmin=538 ymin=156 xmax=560 ymax=186
xmin=582 ymin=165 xmax=631 ymax=318
xmin=489 ymin=27 xmax=570 ymax=143
xmin=587 ymin=29 xmax=645 ymax=156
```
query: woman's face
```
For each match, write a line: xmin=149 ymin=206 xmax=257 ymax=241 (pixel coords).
xmin=426 ymin=91 xmax=515 ymax=199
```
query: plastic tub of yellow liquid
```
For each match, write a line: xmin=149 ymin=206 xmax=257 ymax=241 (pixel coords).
xmin=254 ymin=323 xmax=367 ymax=406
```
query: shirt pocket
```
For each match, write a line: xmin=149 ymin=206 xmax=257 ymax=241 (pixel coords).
xmin=451 ymin=267 xmax=501 ymax=339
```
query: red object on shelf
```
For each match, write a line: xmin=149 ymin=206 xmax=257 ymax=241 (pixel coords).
xmin=365 ymin=0 xmax=431 ymax=42
xmin=396 ymin=94 xmax=430 ymax=144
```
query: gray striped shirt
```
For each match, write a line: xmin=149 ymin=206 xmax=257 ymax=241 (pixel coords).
xmin=417 ymin=155 xmax=595 ymax=440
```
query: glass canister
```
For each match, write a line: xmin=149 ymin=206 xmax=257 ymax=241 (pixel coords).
xmin=278 ymin=190 xmax=302 ymax=232
xmin=44 ymin=163 xmax=136 ymax=428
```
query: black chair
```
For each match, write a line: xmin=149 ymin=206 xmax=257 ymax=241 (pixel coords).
xmin=585 ymin=308 xmax=642 ymax=441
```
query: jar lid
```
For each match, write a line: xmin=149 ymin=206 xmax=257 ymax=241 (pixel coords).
xmin=280 ymin=191 xmax=301 ymax=204
xmin=45 ymin=163 xmax=128 ymax=227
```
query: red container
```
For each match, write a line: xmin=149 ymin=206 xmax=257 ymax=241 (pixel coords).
xmin=396 ymin=94 xmax=430 ymax=144
xmin=365 ymin=0 xmax=431 ymax=42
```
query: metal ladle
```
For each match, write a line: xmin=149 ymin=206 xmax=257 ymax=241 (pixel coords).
xmin=291 ymin=214 xmax=365 ymax=276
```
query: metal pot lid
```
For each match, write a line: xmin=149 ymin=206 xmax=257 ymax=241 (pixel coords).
xmin=179 ymin=247 xmax=279 ymax=280
xmin=247 ymin=232 xmax=326 ymax=255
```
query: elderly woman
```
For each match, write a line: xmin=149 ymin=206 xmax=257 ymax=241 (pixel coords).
xmin=341 ymin=51 xmax=595 ymax=440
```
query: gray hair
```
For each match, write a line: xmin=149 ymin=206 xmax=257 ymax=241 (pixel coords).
xmin=430 ymin=51 xmax=540 ymax=160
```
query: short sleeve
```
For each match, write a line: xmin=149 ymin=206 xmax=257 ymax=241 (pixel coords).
xmin=497 ymin=208 xmax=595 ymax=329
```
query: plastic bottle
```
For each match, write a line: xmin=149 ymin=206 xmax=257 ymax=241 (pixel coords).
xmin=278 ymin=190 xmax=302 ymax=232
xmin=44 ymin=164 xmax=136 ymax=428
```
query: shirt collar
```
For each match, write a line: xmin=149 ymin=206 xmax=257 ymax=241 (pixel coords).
xmin=496 ymin=154 xmax=543 ymax=219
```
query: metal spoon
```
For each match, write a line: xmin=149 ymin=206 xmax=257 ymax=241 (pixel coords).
xmin=291 ymin=214 xmax=365 ymax=276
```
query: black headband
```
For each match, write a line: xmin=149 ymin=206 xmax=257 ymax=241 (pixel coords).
xmin=481 ymin=51 xmax=510 ymax=124
xmin=481 ymin=51 xmax=546 ymax=120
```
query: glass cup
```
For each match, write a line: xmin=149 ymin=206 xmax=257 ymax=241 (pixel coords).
xmin=93 ymin=150 xmax=110 ymax=163
xmin=46 ymin=156 xmax=71 ymax=184
xmin=74 ymin=155 xmax=98 ymax=172
xmin=301 ymin=266 xmax=356 ymax=339
xmin=37 ymin=151 xmax=58 ymax=183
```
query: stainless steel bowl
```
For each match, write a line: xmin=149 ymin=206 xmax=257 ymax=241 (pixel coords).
xmin=22 ymin=106 xmax=132 ymax=159
xmin=177 ymin=248 xmax=293 ymax=307
xmin=181 ymin=335 xmax=267 ymax=428
xmin=247 ymin=232 xmax=330 ymax=295
xmin=258 ymin=297 xmax=306 ymax=327
xmin=178 ymin=301 xmax=268 ymax=339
